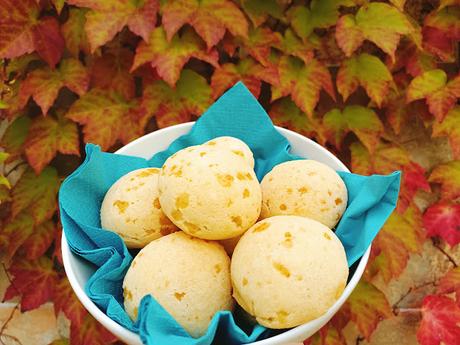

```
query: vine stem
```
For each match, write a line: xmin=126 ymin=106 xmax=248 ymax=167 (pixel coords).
xmin=431 ymin=238 xmax=458 ymax=267
xmin=394 ymin=307 xmax=422 ymax=315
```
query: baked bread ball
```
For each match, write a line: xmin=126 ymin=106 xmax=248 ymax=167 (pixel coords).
xmin=158 ymin=145 xmax=261 ymax=240
xmin=231 ymin=216 xmax=348 ymax=329
xmin=123 ymin=232 xmax=233 ymax=338
xmin=204 ymin=137 xmax=255 ymax=168
xmin=260 ymin=160 xmax=347 ymax=228
xmin=100 ymin=168 xmax=178 ymax=248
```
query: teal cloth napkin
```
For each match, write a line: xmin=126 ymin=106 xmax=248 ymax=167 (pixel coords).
xmin=59 ymin=82 xmax=400 ymax=345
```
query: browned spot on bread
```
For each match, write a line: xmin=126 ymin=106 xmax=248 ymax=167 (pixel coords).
xmin=133 ymin=306 xmax=138 ymax=318
xmin=242 ymin=277 xmax=248 ymax=286
xmin=320 ymin=199 xmax=326 ymax=204
xmin=206 ymin=141 xmax=216 ymax=146
xmin=153 ymin=198 xmax=161 ymax=209
xmin=160 ymin=225 xmax=177 ymax=236
xmin=298 ymin=186 xmax=308 ymax=195
xmin=126 ymin=217 xmax=132 ymax=223
xmin=269 ymin=177 xmax=273 ymax=182
xmin=227 ymin=199 xmax=233 ymax=207
xmin=296 ymin=275 xmax=303 ymax=281
xmin=323 ymin=232 xmax=332 ymax=240
xmin=245 ymin=172 xmax=253 ymax=180
xmin=282 ymin=239 xmax=292 ymax=248
xmin=243 ymin=188 xmax=250 ymax=198
xmin=171 ymin=209 xmax=183 ymax=221
xmin=231 ymin=216 xmax=242 ymax=227
xmin=277 ymin=310 xmax=288 ymax=324
xmin=285 ymin=232 xmax=292 ymax=238
xmin=175 ymin=193 xmax=190 ymax=209
xmin=200 ymin=152 xmax=207 ymax=157
xmin=279 ymin=204 xmax=287 ymax=210
xmin=336 ymin=213 xmax=341 ymax=221
xmin=132 ymin=260 xmax=137 ymax=267
xmin=137 ymin=168 xmax=158 ymax=177
xmin=320 ymin=207 xmax=330 ymax=212
xmin=273 ymin=262 xmax=290 ymax=277
xmin=253 ymin=222 xmax=270 ymax=233
xmin=184 ymin=221 xmax=199 ymax=233
xmin=217 ymin=174 xmax=234 ymax=187
xmin=113 ymin=200 xmax=129 ymax=214
xmin=138 ymin=252 xmax=144 ymax=257
xmin=287 ymin=188 xmax=293 ymax=194
xmin=308 ymin=172 xmax=316 ymax=176
xmin=145 ymin=228 xmax=158 ymax=235
xmin=328 ymin=190 xmax=332 ymax=196
xmin=123 ymin=288 xmax=133 ymax=301
xmin=232 ymin=150 xmax=244 ymax=157
xmin=335 ymin=282 xmax=345 ymax=299
xmin=236 ymin=172 xmax=253 ymax=181
xmin=335 ymin=198 xmax=343 ymax=205
xmin=214 ymin=264 xmax=222 ymax=274
xmin=174 ymin=292 xmax=186 ymax=301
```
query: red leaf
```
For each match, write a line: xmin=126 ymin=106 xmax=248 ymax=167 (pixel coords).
xmin=21 ymin=220 xmax=55 ymax=260
xmin=91 ymin=48 xmax=135 ymax=100
xmin=32 ymin=17 xmax=64 ymax=68
xmin=70 ymin=314 xmax=117 ymax=345
xmin=161 ymin=0 xmax=248 ymax=49
xmin=62 ymin=8 xmax=91 ymax=57
xmin=0 ymin=0 xmax=37 ymax=59
xmin=423 ymin=202 xmax=460 ymax=246
xmin=417 ymin=295 xmax=460 ymax=345
xmin=399 ymin=162 xmax=430 ymax=212
xmin=3 ymin=256 xmax=58 ymax=312
xmin=438 ymin=267 xmax=460 ymax=305
xmin=241 ymin=27 xmax=281 ymax=66
xmin=422 ymin=26 xmax=456 ymax=63
xmin=0 ymin=212 xmax=34 ymax=260
xmin=132 ymin=27 xmax=218 ymax=87
xmin=54 ymin=277 xmax=86 ymax=327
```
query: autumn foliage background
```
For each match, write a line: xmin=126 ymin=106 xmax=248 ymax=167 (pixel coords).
xmin=0 ymin=0 xmax=459 ymax=344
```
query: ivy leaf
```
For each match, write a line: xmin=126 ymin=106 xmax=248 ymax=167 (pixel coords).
xmin=132 ymin=27 xmax=218 ymax=87
xmin=66 ymin=89 xmax=145 ymax=150
xmin=19 ymin=58 xmax=89 ymax=115
xmin=370 ymin=203 xmax=424 ymax=282
xmin=337 ymin=53 xmax=394 ymax=107
xmin=432 ymin=107 xmax=460 ymax=159
xmin=0 ymin=212 xmax=34 ymax=260
xmin=407 ymin=70 xmax=460 ymax=122
xmin=71 ymin=313 xmax=117 ymax=345
xmin=0 ymin=1 xmax=64 ymax=67
xmin=67 ymin=0 xmax=159 ymax=52
xmin=417 ymin=295 xmax=460 ymax=345
xmin=53 ymin=226 xmax=63 ymax=265
xmin=91 ymin=48 xmax=135 ymax=100
xmin=335 ymin=2 xmax=413 ymax=60
xmin=11 ymin=167 xmax=60 ymax=224
xmin=54 ymin=277 xmax=86 ymax=328
xmin=438 ymin=267 xmax=460 ymax=305
xmin=429 ymin=160 xmax=460 ymax=200
xmin=344 ymin=281 xmax=392 ymax=339
xmin=211 ymin=58 xmax=277 ymax=99
xmin=270 ymin=98 xmax=326 ymax=145
xmin=439 ymin=0 xmax=460 ymax=10
xmin=161 ymin=0 xmax=248 ymax=49
xmin=323 ymin=106 xmax=384 ymax=153
xmin=142 ymin=69 xmax=211 ymax=128
xmin=51 ymin=0 xmax=65 ymax=14
xmin=398 ymin=162 xmax=430 ymax=212
xmin=0 ymin=116 xmax=31 ymax=161
xmin=305 ymin=324 xmax=345 ymax=345
xmin=272 ymin=56 xmax=335 ymax=117
xmin=423 ymin=202 xmax=460 ymax=246
xmin=240 ymin=0 xmax=284 ymax=27
xmin=3 ymin=256 xmax=58 ymax=311
xmin=423 ymin=7 xmax=460 ymax=62
xmin=20 ymin=221 xmax=55 ymax=260
xmin=288 ymin=1 xmax=355 ymax=41
xmin=240 ymin=27 xmax=281 ymax=67
xmin=24 ymin=114 xmax=80 ymax=174
xmin=62 ymin=8 xmax=91 ymax=57
xmin=276 ymin=28 xmax=314 ymax=64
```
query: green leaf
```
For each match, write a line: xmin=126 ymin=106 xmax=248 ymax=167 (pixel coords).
xmin=432 ymin=106 xmax=460 ymax=159
xmin=0 ymin=116 xmax=31 ymax=161
xmin=429 ymin=160 xmax=460 ymax=200
xmin=337 ymin=53 xmax=394 ymax=107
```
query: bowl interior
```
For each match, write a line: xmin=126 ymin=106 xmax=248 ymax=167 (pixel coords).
xmin=62 ymin=123 xmax=371 ymax=345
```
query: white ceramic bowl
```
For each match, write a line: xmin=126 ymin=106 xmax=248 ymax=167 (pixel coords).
xmin=62 ymin=122 xmax=371 ymax=345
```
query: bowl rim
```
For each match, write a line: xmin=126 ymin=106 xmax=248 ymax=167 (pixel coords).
xmin=61 ymin=122 xmax=371 ymax=345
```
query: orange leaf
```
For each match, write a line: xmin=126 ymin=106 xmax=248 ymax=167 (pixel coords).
xmin=276 ymin=28 xmax=314 ymax=64
xmin=11 ymin=167 xmax=60 ymax=224
xmin=161 ymin=0 xmax=248 ymax=49
xmin=62 ymin=8 xmax=91 ymax=57
xmin=20 ymin=220 xmax=55 ymax=260
xmin=142 ymin=69 xmax=211 ymax=128
xmin=68 ymin=0 xmax=159 ymax=52
xmin=417 ymin=295 xmax=460 ymax=345
xmin=432 ymin=107 xmax=460 ymax=159
xmin=19 ymin=58 xmax=89 ymax=115
xmin=272 ymin=56 xmax=335 ymax=117
xmin=70 ymin=313 xmax=117 ymax=345
xmin=337 ymin=53 xmax=394 ymax=107
xmin=0 ymin=212 xmax=34 ymax=260
xmin=240 ymin=27 xmax=281 ymax=66
xmin=54 ymin=277 xmax=86 ymax=328
xmin=132 ymin=27 xmax=218 ymax=87
xmin=423 ymin=202 xmax=460 ymax=246
xmin=406 ymin=70 xmax=460 ymax=121
xmin=3 ymin=256 xmax=58 ymax=312
xmin=438 ymin=267 xmax=460 ymax=305
xmin=24 ymin=114 xmax=80 ymax=174
xmin=345 ymin=281 xmax=392 ymax=340
xmin=429 ymin=160 xmax=460 ymax=200
xmin=66 ymin=89 xmax=146 ymax=150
